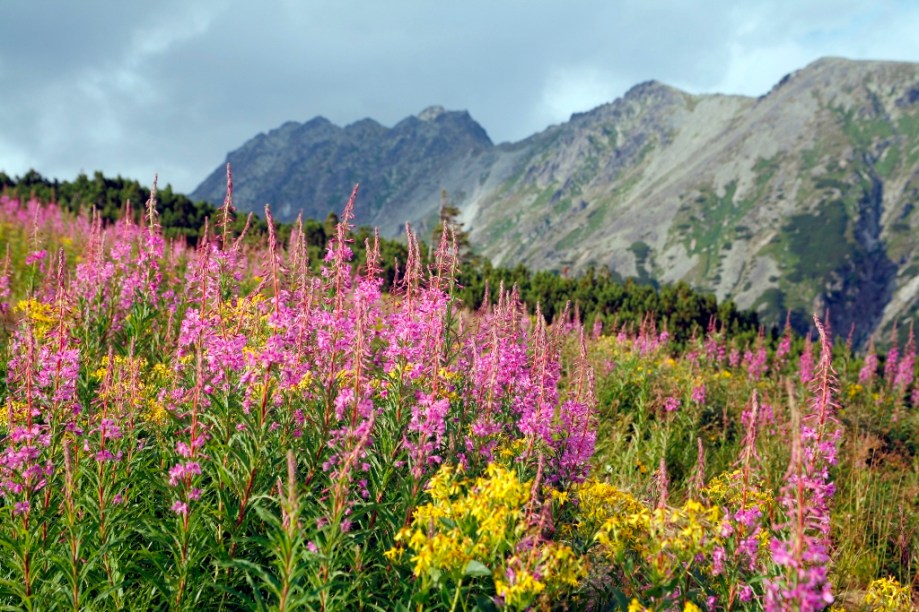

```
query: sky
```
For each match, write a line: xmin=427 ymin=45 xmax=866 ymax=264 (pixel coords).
xmin=2 ymin=1 xmax=919 ymax=194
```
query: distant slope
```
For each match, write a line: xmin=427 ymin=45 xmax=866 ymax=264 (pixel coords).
xmin=192 ymin=107 xmax=494 ymax=237
xmin=193 ymin=58 xmax=919 ymax=345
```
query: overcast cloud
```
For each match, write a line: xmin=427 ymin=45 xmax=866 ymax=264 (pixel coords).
xmin=2 ymin=0 xmax=919 ymax=193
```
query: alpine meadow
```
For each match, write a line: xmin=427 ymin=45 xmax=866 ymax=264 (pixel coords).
xmin=0 ymin=167 xmax=915 ymax=609
xmin=2 ymin=6 xmax=919 ymax=606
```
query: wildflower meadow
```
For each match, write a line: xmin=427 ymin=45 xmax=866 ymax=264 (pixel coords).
xmin=0 ymin=176 xmax=916 ymax=610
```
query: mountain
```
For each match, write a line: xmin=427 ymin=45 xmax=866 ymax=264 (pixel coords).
xmin=192 ymin=57 xmax=919 ymax=345
xmin=192 ymin=106 xmax=493 ymax=236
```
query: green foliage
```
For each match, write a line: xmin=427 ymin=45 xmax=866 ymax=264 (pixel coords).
xmin=1 ymin=170 xmax=760 ymax=346
xmin=0 ymin=192 xmax=916 ymax=610
xmin=454 ymin=264 xmax=758 ymax=346
xmin=1 ymin=170 xmax=220 ymax=243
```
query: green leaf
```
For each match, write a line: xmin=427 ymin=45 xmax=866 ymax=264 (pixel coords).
xmin=463 ymin=560 xmax=491 ymax=577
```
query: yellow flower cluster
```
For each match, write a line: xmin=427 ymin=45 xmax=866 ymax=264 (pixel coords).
xmin=703 ymin=469 xmax=773 ymax=511
xmin=15 ymin=298 xmax=56 ymax=339
xmin=294 ymin=371 xmax=314 ymax=392
xmin=493 ymin=542 xmax=584 ymax=608
xmin=221 ymin=293 xmax=267 ymax=326
xmin=646 ymin=500 xmax=721 ymax=569
xmin=146 ymin=399 xmax=168 ymax=425
xmin=497 ymin=438 xmax=529 ymax=463
xmin=629 ymin=597 xmax=702 ymax=611
xmin=0 ymin=400 xmax=28 ymax=427
xmin=628 ymin=599 xmax=650 ymax=612
xmin=864 ymin=576 xmax=911 ymax=611
xmin=578 ymin=479 xmax=722 ymax=579
xmin=92 ymin=355 xmax=172 ymax=424
xmin=399 ymin=464 xmax=528 ymax=581
xmin=392 ymin=463 xmax=584 ymax=608
xmin=576 ymin=479 xmax=650 ymax=556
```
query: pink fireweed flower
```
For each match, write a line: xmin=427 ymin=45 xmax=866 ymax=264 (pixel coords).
xmin=168 ymin=461 xmax=202 ymax=487
xmin=591 ymin=316 xmax=603 ymax=339
xmin=691 ymin=384 xmax=706 ymax=405
xmin=743 ymin=341 xmax=768 ymax=381
xmin=712 ymin=545 xmax=726 ymax=575
xmin=405 ymin=394 xmax=451 ymax=479
xmin=766 ymin=316 xmax=838 ymax=610
xmin=556 ymin=399 xmax=596 ymax=482
xmin=663 ymin=396 xmax=681 ymax=413
xmin=704 ymin=321 xmax=727 ymax=364
xmin=25 ymin=249 xmax=47 ymax=266
xmin=859 ymin=340 xmax=878 ymax=385
xmin=728 ymin=348 xmax=741 ymax=368
xmin=798 ymin=333 xmax=814 ymax=384
xmin=894 ymin=325 xmax=915 ymax=391
xmin=776 ymin=329 xmax=792 ymax=367
xmin=516 ymin=308 xmax=560 ymax=449
xmin=883 ymin=330 xmax=900 ymax=386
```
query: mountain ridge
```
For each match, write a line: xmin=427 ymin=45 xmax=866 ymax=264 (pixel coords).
xmin=192 ymin=57 xmax=919 ymax=345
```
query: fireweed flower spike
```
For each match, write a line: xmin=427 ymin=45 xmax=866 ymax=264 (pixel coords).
xmin=893 ymin=323 xmax=915 ymax=392
xmin=859 ymin=337 xmax=878 ymax=385
xmin=765 ymin=315 xmax=839 ymax=611
xmin=883 ymin=324 xmax=900 ymax=387
xmin=1 ymin=188 xmax=914 ymax=609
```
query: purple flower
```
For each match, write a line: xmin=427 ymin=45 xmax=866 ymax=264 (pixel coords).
xmin=25 ymin=250 xmax=47 ymax=266
xmin=691 ymin=384 xmax=706 ymax=404
xmin=859 ymin=348 xmax=878 ymax=385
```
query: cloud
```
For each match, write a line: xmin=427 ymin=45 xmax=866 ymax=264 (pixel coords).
xmin=0 ymin=1 xmax=917 ymax=193
xmin=0 ymin=1 xmax=225 ymax=189
xmin=535 ymin=66 xmax=630 ymax=129
xmin=711 ymin=0 xmax=919 ymax=95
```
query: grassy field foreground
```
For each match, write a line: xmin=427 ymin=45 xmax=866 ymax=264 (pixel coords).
xmin=0 ymin=187 xmax=916 ymax=610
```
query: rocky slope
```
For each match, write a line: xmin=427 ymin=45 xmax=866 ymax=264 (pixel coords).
xmin=193 ymin=57 xmax=919 ymax=345
xmin=192 ymin=106 xmax=495 ymax=236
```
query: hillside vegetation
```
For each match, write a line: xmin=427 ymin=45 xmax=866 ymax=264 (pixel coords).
xmin=191 ymin=58 xmax=919 ymax=346
xmin=0 ymin=187 xmax=915 ymax=610
xmin=0 ymin=170 xmax=759 ymax=345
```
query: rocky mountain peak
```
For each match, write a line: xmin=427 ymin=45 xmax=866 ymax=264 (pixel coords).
xmin=417 ymin=105 xmax=447 ymax=121
xmin=193 ymin=58 xmax=919 ymax=345
xmin=621 ymin=80 xmax=686 ymax=104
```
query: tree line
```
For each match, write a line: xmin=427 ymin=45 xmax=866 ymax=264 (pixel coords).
xmin=1 ymin=170 xmax=760 ymax=344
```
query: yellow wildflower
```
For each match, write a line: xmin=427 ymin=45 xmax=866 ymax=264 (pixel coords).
xmin=495 ymin=566 xmax=544 ymax=609
xmin=295 ymin=371 xmax=314 ymax=391
xmin=146 ymin=400 xmax=168 ymax=425
xmin=628 ymin=599 xmax=650 ymax=612
xmin=864 ymin=576 xmax=911 ymax=611
xmin=396 ymin=463 xmax=582 ymax=603
xmin=15 ymin=299 xmax=56 ymax=338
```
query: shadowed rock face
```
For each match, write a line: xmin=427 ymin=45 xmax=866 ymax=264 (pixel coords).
xmin=192 ymin=108 xmax=493 ymax=236
xmin=193 ymin=57 xmax=919 ymax=345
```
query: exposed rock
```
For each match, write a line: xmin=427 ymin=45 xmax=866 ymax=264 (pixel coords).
xmin=192 ymin=57 xmax=919 ymax=345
